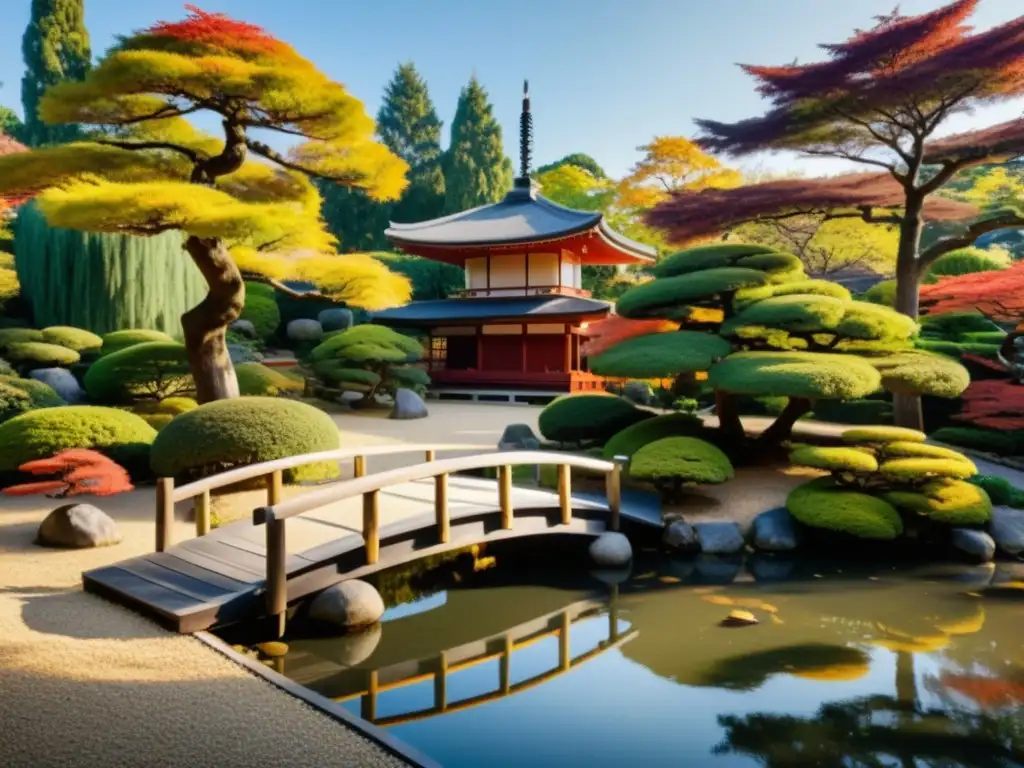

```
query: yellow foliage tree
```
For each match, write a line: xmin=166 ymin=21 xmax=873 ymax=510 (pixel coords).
xmin=617 ymin=136 xmax=741 ymax=210
xmin=0 ymin=7 xmax=410 ymax=402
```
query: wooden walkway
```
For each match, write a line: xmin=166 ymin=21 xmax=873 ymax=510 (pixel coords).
xmin=84 ymin=474 xmax=659 ymax=633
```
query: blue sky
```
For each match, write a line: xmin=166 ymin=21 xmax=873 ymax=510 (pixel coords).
xmin=0 ymin=0 xmax=1021 ymax=179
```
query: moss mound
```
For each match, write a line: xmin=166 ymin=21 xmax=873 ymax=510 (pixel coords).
xmin=0 ymin=328 xmax=44 ymax=349
xmin=708 ymin=351 xmax=881 ymax=400
xmin=40 ymin=326 xmax=103 ymax=354
xmin=652 ymin=243 xmax=777 ymax=278
xmin=84 ymin=341 xmax=193 ymax=403
xmin=0 ymin=405 xmax=157 ymax=474
xmin=244 ymin=281 xmax=277 ymax=301
xmin=883 ymin=442 xmax=970 ymax=460
xmin=590 ymin=331 xmax=731 ymax=378
xmin=0 ymin=375 xmax=66 ymax=423
xmin=150 ymin=397 xmax=341 ymax=483
xmin=239 ymin=294 xmax=281 ymax=340
xmin=882 ymin=479 xmax=992 ymax=525
xmin=100 ymin=329 xmax=175 ymax=356
xmin=842 ymin=426 xmax=926 ymax=444
xmin=617 ymin=268 xmax=770 ymax=319
xmin=235 ymin=363 xmax=304 ymax=397
xmin=787 ymin=477 xmax=904 ymax=540
xmin=867 ymin=351 xmax=970 ymax=398
xmin=789 ymin=445 xmax=879 ymax=473
xmin=879 ymin=457 xmax=977 ymax=482
xmin=5 ymin=342 xmax=81 ymax=368
xmin=602 ymin=412 xmax=705 ymax=460
xmin=629 ymin=436 xmax=735 ymax=485
xmin=538 ymin=394 xmax=652 ymax=445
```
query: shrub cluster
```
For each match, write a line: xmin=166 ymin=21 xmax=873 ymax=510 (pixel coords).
xmin=239 ymin=294 xmax=281 ymax=341
xmin=932 ymin=426 xmax=1024 ymax=457
xmin=916 ymin=312 xmax=1005 ymax=361
xmin=538 ymin=394 xmax=652 ymax=445
xmin=0 ymin=375 xmax=66 ymax=423
xmin=629 ymin=436 xmax=735 ymax=502
xmin=235 ymin=363 xmax=304 ymax=397
xmin=309 ymin=325 xmax=428 ymax=399
xmin=84 ymin=341 xmax=194 ymax=403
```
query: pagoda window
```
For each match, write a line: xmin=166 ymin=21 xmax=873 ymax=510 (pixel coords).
xmin=429 ymin=337 xmax=447 ymax=370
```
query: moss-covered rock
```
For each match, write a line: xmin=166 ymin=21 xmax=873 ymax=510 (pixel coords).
xmin=629 ymin=436 xmax=735 ymax=486
xmin=538 ymin=394 xmax=652 ymax=445
xmin=0 ymin=375 xmax=66 ymax=423
xmin=84 ymin=341 xmax=193 ymax=403
xmin=590 ymin=331 xmax=731 ymax=378
xmin=878 ymin=457 xmax=977 ymax=482
xmin=0 ymin=405 xmax=157 ymax=474
xmin=99 ymin=329 xmax=175 ymax=357
xmin=789 ymin=445 xmax=879 ymax=473
xmin=787 ymin=477 xmax=904 ymax=540
xmin=40 ymin=326 xmax=103 ymax=354
xmin=235 ymin=363 xmax=304 ymax=397
xmin=5 ymin=342 xmax=81 ymax=368
xmin=149 ymin=397 xmax=341 ymax=483
xmin=602 ymin=412 xmax=705 ymax=460
xmin=842 ymin=426 xmax=927 ymax=444
xmin=708 ymin=351 xmax=881 ymax=400
xmin=882 ymin=479 xmax=992 ymax=525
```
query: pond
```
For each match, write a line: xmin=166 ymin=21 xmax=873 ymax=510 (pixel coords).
xmin=223 ymin=549 xmax=1024 ymax=767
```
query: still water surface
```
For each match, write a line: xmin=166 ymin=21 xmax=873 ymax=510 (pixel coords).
xmin=267 ymin=556 xmax=1024 ymax=767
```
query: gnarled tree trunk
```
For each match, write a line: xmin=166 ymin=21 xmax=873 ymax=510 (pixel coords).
xmin=182 ymin=235 xmax=244 ymax=403
xmin=893 ymin=195 xmax=925 ymax=432
xmin=714 ymin=390 xmax=746 ymax=446
xmin=756 ymin=397 xmax=812 ymax=448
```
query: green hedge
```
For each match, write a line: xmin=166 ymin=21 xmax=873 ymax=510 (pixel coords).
xmin=931 ymin=427 xmax=1024 ymax=457
xmin=708 ymin=351 xmax=881 ymax=400
xmin=150 ymin=397 xmax=341 ymax=483
xmin=0 ymin=375 xmax=66 ymax=423
xmin=5 ymin=342 xmax=80 ymax=368
xmin=235 ymin=363 xmax=304 ymax=397
xmin=919 ymin=312 xmax=1002 ymax=338
xmin=787 ymin=477 xmax=903 ymax=540
xmin=239 ymin=294 xmax=281 ymax=340
xmin=0 ymin=405 xmax=157 ymax=476
xmin=602 ymin=412 xmax=704 ymax=460
xmin=100 ymin=329 xmax=175 ymax=356
xmin=538 ymin=394 xmax=652 ymax=445
xmin=968 ymin=475 xmax=1024 ymax=507
xmin=842 ymin=426 xmax=926 ymax=444
xmin=84 ymin=341 xmax=193 ymax=403
xmin=40 ymin=326 xmax=103 ymax=354
xmin=860 ymin=280 xmax=896 ymax=307
xmin=590 ymin=330 xmax=730 ymax=378
xmin=629 ymin=436 xmax=734 ymax=487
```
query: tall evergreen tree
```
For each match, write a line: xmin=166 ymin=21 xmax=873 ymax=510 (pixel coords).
xmin=21 ymin=0 xmax=91 ymax=147
xmin=443 ymin=77 xmax=513 ymax=213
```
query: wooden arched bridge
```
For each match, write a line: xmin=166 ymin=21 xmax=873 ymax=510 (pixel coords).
xmin=83 ymin=444 xmax=660 ymax=633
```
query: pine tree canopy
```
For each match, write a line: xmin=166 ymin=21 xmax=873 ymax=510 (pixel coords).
xmin=443 ymin=76 xmax=513 ymax=213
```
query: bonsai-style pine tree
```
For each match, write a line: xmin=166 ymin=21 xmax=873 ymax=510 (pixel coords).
xmin=587 ymin=243 xmax=969 ymax=450
xmin=0 ymin=7 xmax=410 ymax=402
xmin=309 ymin=324 xmax=428 ymax=400
xmin=645 ymin=0 xmax=1024 ymax=429
xmin=443 ymin=76 xmax=513 ymax=213
xmin=20 ymin=0 xmax=92 ymax=147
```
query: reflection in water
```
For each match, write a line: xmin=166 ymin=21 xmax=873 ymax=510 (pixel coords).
xmin=239 ymin=558 xmax=1024 ymax=767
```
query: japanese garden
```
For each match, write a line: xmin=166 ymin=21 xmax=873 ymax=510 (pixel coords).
xmin=0 ymin=1 xmax=1023 ymax=767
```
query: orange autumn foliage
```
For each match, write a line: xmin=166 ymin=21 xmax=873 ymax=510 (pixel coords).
xmin=581 ymin=316 xmax=679 ymax=358
xmin=940 ymin=673 xmax=1024 ymax=708
xmin=4 ymin=449 xmax=134 ymax=498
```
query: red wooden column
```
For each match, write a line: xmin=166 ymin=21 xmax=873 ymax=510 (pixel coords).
xmin=521 ymin=323 xmax=528 ymax=372
xmin=476 ymin=326 xmax=483 ymax=370
xmin=563 ymin=323 xmax=572 ymax=373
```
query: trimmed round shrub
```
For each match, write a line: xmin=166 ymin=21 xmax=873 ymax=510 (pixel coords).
xmin=861 ymin=280 xmax=896 ymax=307
xmin=139 ymin=413 xmax=174 ymax=432
xmin=708 ymin=351 xmax=881 ymax=400
xmin=968 ymin=475 xmax=1024 ymax=508
xmin=789 ymin=445 xmax=879 ymax=473
xmin=244 ymin=281 xmax=276 ymax=301
xmin=40 ymin=326 xmax=103 ymax=354
xmin=100 ymin=329 xmax=175 ymax=356
xmin=150 ymin=397 xmax=341 ymax=483
xmin=868 ymin=351 xmax=969 ymax=398
xmin=730 ymin=294 xmax=848 ymax=333
xmin=240 ymin=294 xmax=281 ymax=340
xmin=84 ymin=341 xmax=193 ymax=403
xmin=0 ymin=328 xmax=44 ymax=349
xmin=629 ymin=436 xmax=734 ymax=485
xmin=133 ymin=397 xmax=199 ymax=431
xmin=883 ymin=441 xmax=970 ymax=461
xmin=602 ymin=412 xmax=704 ymax=460
xmin=5 ymin=342 xmax=81 ymax=368
xmin=0 ymin=358 xmax=14 ymax=376
xmin=842 ymin=426 xmax=926 ymax=444
xmin=157 ymin=397 xmax=198 ymax=414
xmin=882 ymin=479 xmax=992 ymax=525
xmin=617 ymin=268 xmax=770 ymax=319
xmin=734 ymin=279 xmax=851 ymax=310
xmin=235 ymin=363 xmax=304 ymax=397
xmin=0 ymin=405 xmax=157 ymax=475
xmin=787 ymin=477 xmax=903 ymax=540
xmin=590 ymin=331 xmax=731 ymax=378
xmin=0 ymin=375 xmax=66 ymax=423
xmin=925 ymin=247 xmax=1010 ymax=282
xmin=538 ymin=394 xmax=652 ymax=445
xmin=653 ymin=243 xmax=777 ymax=278
xmin=931 ymin=427 xmax=1024 ymax=456
xmin=878 ymin=457 xmax=977 ymax=482
xmin=311 ymin=324 xmax=423 ymax=365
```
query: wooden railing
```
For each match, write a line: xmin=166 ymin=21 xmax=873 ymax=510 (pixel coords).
xmin=253 ymin=451 xmax=628 ymax=636
xmin=153 ymin=443 xmax=488 ymax=553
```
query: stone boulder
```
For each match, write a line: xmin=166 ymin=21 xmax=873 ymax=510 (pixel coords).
xmin=29 ymin=368 xmax=83 ymax=404
xmin=990 ymin=506 xmax=1024 ymax=555
xmin=498 ymin=423 xmax=540 ymax=451
xmin=308 ymin=580 xmax=385 ymax=630
xmin=694 ymin=521 xmax=745 ymax=555
xmin=390 ymin=388 xmax=428 ymax=420
xmin=330 ymin=622 xmax=382 ymax=665
xmin=951 ymin=528 xmax=996 ymax=563
xmin=751 ymin=507 xmax=800 ymax=552
xmin=36 ymin=504 xmax=122 ymax=548
xmin=228 ymin=343 xmax=264 ymax=364
xmin=662 ymin=520 xmax=700 ymax=553
xmin=229 ymin=319 xmax=258 ymax=339
xmin=589 ymin=532 xmax=632 ymax=567
xmin=318 ymin=308 xmax=353 ymax=333
xmin=622 ymin=380 xmax=653 ymax=406
xmin=286 ymin=318 xmax=324 ymax=342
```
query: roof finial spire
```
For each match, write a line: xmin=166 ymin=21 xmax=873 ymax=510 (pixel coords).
xmin=517 ymin=79 xmax=533 ymax=184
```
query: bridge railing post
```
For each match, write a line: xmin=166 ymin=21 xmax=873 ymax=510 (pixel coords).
xmin=353 ymin=454 xmax=366 ymax=478
xmin=268 ymin=469 xmax=283 ymax=506
xmin=435 ymin=471 xmax=449 ymax=543
xmin=363 ymin=490 xmax=380 ymax=564
xmin=606 ymin=455 xmax=627 ymax=532
xmin=266 ymin=516 xmax=287 ymax=638
xmin=498 ymin=465 xmax=513 ymax=529
xmin=156 ymin=477 xmax=174 ymax=552
xmin=557 ymin=464 xmax=572 ymax=525
xmin=195 ymin=489 xmax=211 ymax=537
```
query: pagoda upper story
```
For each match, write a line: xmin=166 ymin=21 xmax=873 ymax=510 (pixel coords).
xmin=383 ymin=82 xmax=655 ymax=300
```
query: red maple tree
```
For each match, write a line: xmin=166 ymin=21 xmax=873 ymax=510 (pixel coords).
xmin=953 ymin=378 xmax=1024 ymax=430
xmin=2 ymin=450 xmax=135 ymax=498
xmin=920 ymin=260 xmax=1024 ymax=321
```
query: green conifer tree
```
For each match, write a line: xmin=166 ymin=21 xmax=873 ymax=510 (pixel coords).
xmin=20 ymin=0 xmax=91 ymax=147
xmin=443 ymin=76 xmax=513 ymax=213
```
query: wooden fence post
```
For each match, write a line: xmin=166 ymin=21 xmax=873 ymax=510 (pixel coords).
xmin=195 ymin=489 xmax=211 ymax=537
xmin=363 ymin=490 xmax=380 ymax=564
xmin=499 ymin=465 xmax=513 ymax=530
xmin=557 ymin=464 xmax=572 ymax=525
xmin=435 ymin=472 xmax=449 ymax=543
xmin=424 ymin=449 xmax=435 ymax=463
xmin=606 ymin=456 xmax=626 ymax=532
xmin=353 ymin=455 xmax=366 ymax=478
xmin=156 ymin=477 xmax=174 ymax=552
xmin=268 ymin=469 xmax=283 ymax=506
xmin=266 ymin=517 xmax=287 ymax=638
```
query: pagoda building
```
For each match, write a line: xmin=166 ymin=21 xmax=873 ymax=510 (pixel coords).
xmin=372 ymin=83 xmax=655 ymax=400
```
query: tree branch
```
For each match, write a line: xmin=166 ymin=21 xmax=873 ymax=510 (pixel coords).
xmin=110 ymin=103 xmax=202 ymax=126
xmin=93 ymin=138 xmax=200 ymax=163
xmin=245 ymin=139 xmax=365 ymax=185
xmin=831 ymin=107 xmax=913 ymax=165
xmin=240 ymin=272 xmax=340 ymax=303
xmin=917 ymin=158 xmax=971 ymax=196
xmin=918 ymin=210 xmax=1024 ymax=269
xmin=800 ymin=148 xmax=897 ymax=172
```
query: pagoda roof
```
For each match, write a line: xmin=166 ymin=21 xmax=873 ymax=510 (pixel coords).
xmin=371 ymin=294 xmax=612 ymax=327
xmin=384 ymin=183 xmax=656 ymax=265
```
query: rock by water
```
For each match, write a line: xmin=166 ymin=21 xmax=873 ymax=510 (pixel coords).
xmin=308 ymin=580 xmax=385 ymax=630
xmin=990 ymin=506 xmax=1024 ymax=555
xmin=318 ymin=308 xmax=353 ymax=332
xmin=589 ymin=532 xmax=632 ymax=567
xmin=751 ymin=507 xmax=801 ymax=552
xmin=694 ymin=521 xmax=745 ymax=555
xmin=951 ymin=528 xmax=996 ymax=563
xmin=36 ymin=504 xmax=122 ymax=548
xmin=662 ymin=520 xmax=700 ymax=553
xmin=390 ymin=388 xmax=428 ymax=420
xmin=287 ymin=318 xmax=324 ymax=342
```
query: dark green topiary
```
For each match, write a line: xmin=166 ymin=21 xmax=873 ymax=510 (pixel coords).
xmin=811 ymin=399 xmax=893 ymax=425
xmin=84 ymin=342 xmax=194 ymax=403
xmin=40 ymin=326 xmax=103 ymax=354
xmin=311 ymin=325 xmax=426 ymax=397
xmin=388 ymin=366 xmax=431 ymax=394
xmin=787 ymin=477 xmax=904 ymax=540
xmin=239 ymin=294 xmax=281 ymax=341
xmin=919 ymin=312 xmax=1002 ymax=338
xmin=538 ymin=394 xmax=653 ymax=445
xmin=788 ymin=445 xmax=879 ymax=473
xmin=590 ymin=331 xmax=730 ymax=378
xmin=235 ymin=363 xmax=304 ymax=397
xmin=0 ymin=375 xmax=66 ymax=423
xmin=5 ymin=342 xmax=81 ymax=368
xmin=617 ymin=268 xmax=770 ymax=319
xmin=931 ymin=427 xmax=1024 ymax=456
xmin=312 ymin=360 xmax=382 ymax=390
xmin=959 ymin=331 xmax=1007 ymax=344
xmin=150 ymin=397 xmax=341 ymax=483
xmin=602 ymin=412 xmax=705 ymax=460
xmin=0 ymin=405 xmax=157 ymax=475
xmin=968 ymin=475 xmax=1024 ymax=508
xmin=733 ymin=279 xmax=851 ymax=310
xmin=882 ymin=479 xmax=992 ymax=525
xmin=915 ymin=339 xmax=1000 ymax=361
xmin=708 ymin=351 xmax=881 ymax=400
xmin=652 ymin=243 xmax=777 ymax=278
xmin=861 ymin=280 xmax=896 ymax=307
xmin=100 ymin=329 xmax=175 ymax=356
xmin=629 ymin=436 xmax=734 ymax=498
